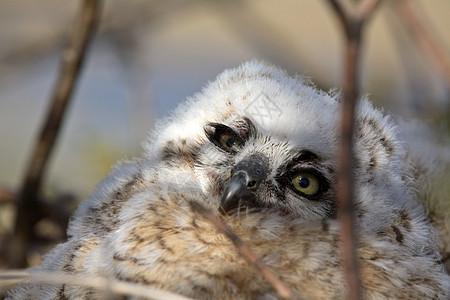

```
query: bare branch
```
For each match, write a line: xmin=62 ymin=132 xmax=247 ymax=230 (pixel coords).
xmin=189 ymin=201 xmax=298 ymax=300
xmin=327 ymin=0 xmax=352 ymax=36
xmin=326 ymin=0 xmax=383 ymax=299
xmin=0 ymin=269 xmax=192 ymax=300
xmin=0 ymin=188 xmax=16 ymax=204
xmin=395 ymin=0 xmax=450 ymax=88
xmin=357 ymin=0 xmax=383 ymax=21
xmin=8 ymin=0 xmax=102 ymax=268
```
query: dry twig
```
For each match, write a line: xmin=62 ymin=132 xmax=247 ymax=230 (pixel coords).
xmin=0 ymin=269 xmax=192 ymax=300
xmin=326 ymin=0 xmax=382 ymax=299
xmin=0 ymin=188 xmax=16 ymax=204
xmin=8 ymin=0 xmax=102 ymax=268
xmin=394 ymin=0 xmax=450 ymax=88
xmin=189 ymin=201 xmax=298 ymax=300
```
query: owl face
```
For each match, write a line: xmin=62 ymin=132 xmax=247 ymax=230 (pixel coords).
xmin=148 ymin=61 xmax=408 ymax=226
xmin=196 ymin=116 xmax=337 ymax=221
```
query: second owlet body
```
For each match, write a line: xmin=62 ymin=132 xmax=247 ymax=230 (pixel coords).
xmin=8 ymin=61 xmax=450 ymax=299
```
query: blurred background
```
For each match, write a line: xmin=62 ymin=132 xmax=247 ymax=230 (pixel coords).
xmin=0 ymin=0 xmax=449 ymax=272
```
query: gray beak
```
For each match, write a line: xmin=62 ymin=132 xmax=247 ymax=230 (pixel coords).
xmin=220 ymin=154 xmax=269 ymax=214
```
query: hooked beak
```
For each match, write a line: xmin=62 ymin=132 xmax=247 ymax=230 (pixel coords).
xmin=220 ymin=154 xmax=268 ymax=214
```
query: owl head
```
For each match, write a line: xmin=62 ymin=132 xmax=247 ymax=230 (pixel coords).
xmin=145 ymin=61 xmax=417 ymax=231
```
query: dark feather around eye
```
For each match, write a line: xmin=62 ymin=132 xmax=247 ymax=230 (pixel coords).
xmin=275 ymin=151 xmax=331 ymax=201
xmin=236 ymin=117 xmax=257 ymax=140
xmin=204 ymin=123 xmax=245 ymax=153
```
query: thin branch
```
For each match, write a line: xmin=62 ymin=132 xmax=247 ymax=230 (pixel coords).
xmin=189 ymin=201 xmax=298 ymax=300
xmin=8 ymin=0 xmax=102 ymax=268
xmin=327 ymin=0 xmax=352 ymax=36
xmin=356 ymin=0 xmax=383 ymax=21
xmin=336 ymin=30 xmax=361 ymax=300
xmin=326 ymin=0 xmax=383 ymax=299
xmin=0 ymin=270 xmax=192 ymax=300
xmin=0 ymin=188 xmax=16 ymax=204
xmin=395 ymin=0 xmax=450 ymax=88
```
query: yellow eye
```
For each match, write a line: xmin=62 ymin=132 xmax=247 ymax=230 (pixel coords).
xmin=219 ymin=133 xmax=241 ymax=151
xmin=292 ymin=172 xmax=320 ymax=195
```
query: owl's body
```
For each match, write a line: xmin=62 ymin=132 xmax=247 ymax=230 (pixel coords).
xmin=8 ymin=61 xmax=450 ymax=299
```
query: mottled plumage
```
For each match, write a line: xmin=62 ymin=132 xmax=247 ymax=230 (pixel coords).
xmin=8 ymin=61 xmax=450 ymax=299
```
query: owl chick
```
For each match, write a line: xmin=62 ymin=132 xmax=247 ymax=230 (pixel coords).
xmin=8 ymin=61 xmax=450 ymax=299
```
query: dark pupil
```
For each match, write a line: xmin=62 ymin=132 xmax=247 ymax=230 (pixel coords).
xmin=298 ymin=177 xmax=309 ymax=188
xmin=226 ymin=138 xmax=235 ymax=148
